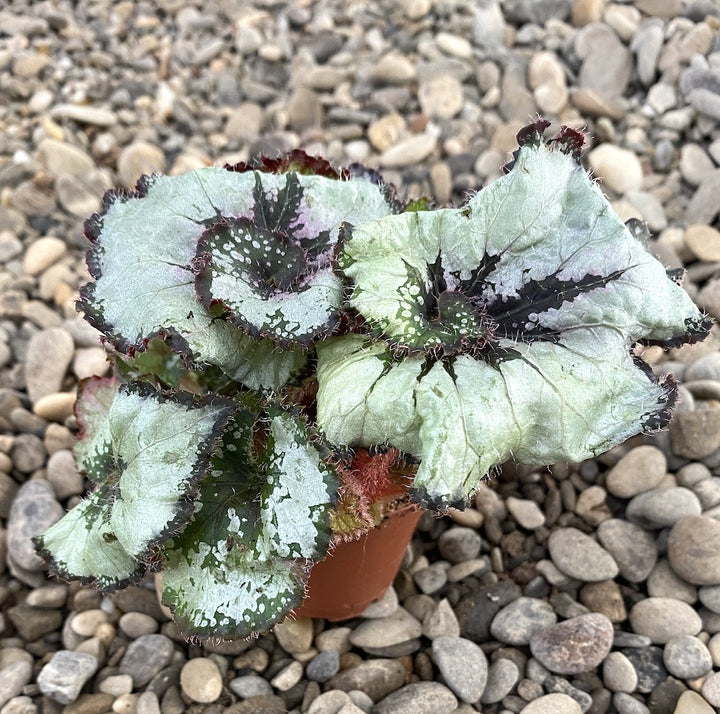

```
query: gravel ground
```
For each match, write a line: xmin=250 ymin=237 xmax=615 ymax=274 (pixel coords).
xmin=1 ymin=1 xmax=720 ymax=713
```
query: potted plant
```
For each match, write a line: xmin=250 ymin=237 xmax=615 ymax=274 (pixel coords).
xmin=36 ymin=120 xmax=710 ymax=639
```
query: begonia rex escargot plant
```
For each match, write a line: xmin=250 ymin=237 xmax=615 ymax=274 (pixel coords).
xmin=36 ymin=120 xmax=710 ymax=638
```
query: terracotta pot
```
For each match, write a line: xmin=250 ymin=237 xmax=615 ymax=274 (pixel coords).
xmin=293 ymin=505 xmax=423 ymax=621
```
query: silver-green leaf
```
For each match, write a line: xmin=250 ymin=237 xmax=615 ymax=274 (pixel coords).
xmin=36 ymin=380 xmax=236 ymax=589
xmin=323 ymin=135 xmax=710 ymax=508
xmin=161 ymin=405 xmax=338 ymax=638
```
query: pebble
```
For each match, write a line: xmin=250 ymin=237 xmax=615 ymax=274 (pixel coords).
xmin=35 ymin=138 xmax=95 ymax=176
xmin=667 ymin=516 xmax=720 ymax=585
xmin=490 ymin=597 xmax=557 ymax=645
xmin=274 ymin=616 xmax=313 ymax=654
xmin=349 ymin=607 xmax=422 ymax=652
xmin=587 ymin=144 xmax=644 ymax=194
xmin=604 ymin=445 xmax=667 ymax=498
xmin=326 ymin=659 xmax=406 ymax=702
xmin=119 ymin=634 xmax=175 ymax=688
xmin=418 ymin=75 xmax=464 ymax=120
xmin=674 ymin=690 xmax=715 ymax=714
xmin=373 ymin=681 xmax=457 ymax=714
xmin=603 ymin=651 xmax=638 ymax=693
xmin=701 ymin=671 xmax=720 ymax=708
xmin=662 ymin=634 xmax=713 ymax=679
xmin=422 ymin=598 xmax=460 ymax=639
xmin=305 ymin=650 xmax=340 ymax=682
xmin=269 ymin=660 xmax=303 ymax=691
xmin=646 ymin=559 xmax=697 ymax=603
xmin=547 ymin=527 xmax=619 ymax=582
xmin=432 ymin=636 xmax=487 ymax=703
xmin=6 ymin=479 xmax=63 ymax=572
xmin=596 ymin=519 xmax=657 ymax=582
xmin=24 ymin=327 xmax=74 ymax=404
xmin=228 ymin=674 xmax=273 ymax=698
xmin=480 ymin=657 xmax=520 ymax=704
xmin=180 ymin=658 xmax=222 ymax=703
xmin=519 ymin=693 xmax=582 ymax=714
xmin=529 ymin=613 xmax=614 ymax=674
xmin=506 ymin=496 xmax=545 ymax=529
xmin=0 ymin=661 xmax=33 ymax=709
xmin=628 ymin=597 xmax=702 ymax=644
xmin=625 ymin=487 xmax=702 ymax=529
xmin=437 ymin=526 xmax=483 ymax=563
xmin=684 ymin=224 xmax=720 ymax=263
xmin=621 ymin=646 xmax=668 ymax=694
xmin=118 ymin=611 xmax=159 ymax=638
xmin=37 ymin=651 xmax=98 ymax=705
xmin=22 ymin=237 xmax=67 ymax=277
xmin=378 ymin=134 xmax=438 ymax=168
xmin=116 ymin=142 xmax=166 ymax=189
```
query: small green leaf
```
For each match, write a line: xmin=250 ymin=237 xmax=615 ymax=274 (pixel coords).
xmin=162 ymin=405 xmax=338 ymax=638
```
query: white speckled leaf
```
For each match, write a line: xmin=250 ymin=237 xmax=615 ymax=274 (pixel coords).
xmin=194 ymin=171 xmax=398 ymax=346
xmin=36 ymin=382 xmax=235 ymax=589
xmin=161 ymin=406 xmax=337 ymax=638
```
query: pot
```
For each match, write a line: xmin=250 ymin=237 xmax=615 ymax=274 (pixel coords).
xmin=293 ymin=505 xmax=423 ymax=621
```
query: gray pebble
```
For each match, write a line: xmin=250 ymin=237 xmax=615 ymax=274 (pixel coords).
xmin=137 ymin=691 xmax=161 ymax=714
xmin=432 ymin=636 xmax=487 ymax=703
xmin=413 ymin=561 xmax=448 ymax=594
xmin=37 ymin=650 xmax=98 ymax=704
xmin=544 ymin=675 xmax=593 ymax=712
xmin=629 ymin=597 xmax=702 ymax=644
xmin=490 ymin=596 xmax=557 ymax=646
xmin=529 ymin=613 xmax=614 ymax=675
xmin=701 ymin=671 xmax=720 ymax=708
xmin=604 ymin=450 xmax=666 ymax=501
xmin=326 ymin=659 xmax=406 ymax=702
xmin=646 ymin=559 xmax=698 ymax=604
xmin=480 ymin=657 xmax=520 ymax=704
xmin=422 ymin=598 xmax=460 ymax=640
xmin=597 ymin=519 xmax=657 ymax=583
xmin=11 ymin=433 xmax=46 ymax=474
xmin=603 ymin=651 xmax=638 ymax=693
xmin=373 ymin=681 xmax=457 ymax=714
xmin=349 ymin=607 xmax=422 ymax=652
xmin=305 ymin=650 xmax=340 ymax=682
xmin=438 ymin=526 xmax=483 ymax=563
xmin=548 ymin=527 xmax=619 ymax=582
xmin=7 ymin=479 xmax=63 ymax=571
xmin=626 ymin=487 xmax=702 ymax=529
xmin=0 ymin=661 xmax=32 ymax=709
xmin=23 ymin=327 xmax=74 ymax=405
xmin=119 ymin=634 xmax=175 ymax=688
xmin=613 ymin=692 xmax=650 ymax=714
xmin=667 ymin=515 xmax=720 ymax=585
xmin=46 ymin=449 xmax=83 ymax=500
xmin=663 ymin=634 xmax=713 ymax=679
xmin=699 ymin=584 xmax=720 ymax=614
xmin=228 ymin=674 xmax=273 ymax=698
xmin=621 ymin=647 xmax=667 ymax=694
